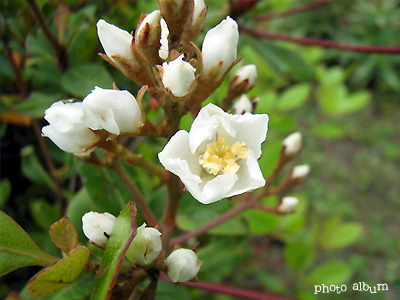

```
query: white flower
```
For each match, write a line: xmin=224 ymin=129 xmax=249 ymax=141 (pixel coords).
xmin=292 ymin=164 xmax=310 ymax=180
xmin=82 ymin=212 xmax=116 ymax=246
xmin=202 ymin=16 xmax=239 ymax=77
xmin=136 ymin=10 xmax=161 ymax=40
xmin=233 ymin=94 xmax=253 ymax=114
xmin=125 ymin=223 xmax=162 ymax=265
xmin=277 ymin=197 xmax=299 ymax=213
xmin=282 ymin=132 xmax=302 ymax=157
xmin=166 ymin=249 xmax=202 ymax=283
xmin=162 ymin=54 xmax=196 ymax=97
xmin=81 ymin=87 xmax=142 ymax=135
xmin=192 ymin=0 xmax=205 ymax=25
xmin=42 ymin=101 xmax=99 ymax=155
xmin=234 ymin=65 xmax=257 ymax=86
xmin=158 ymin=103 xmax=268 ymax=204
xmin=159 ymin=18 xmax=169 ymax=60
xmin=96 ymin=19 xmax=134 ymax=63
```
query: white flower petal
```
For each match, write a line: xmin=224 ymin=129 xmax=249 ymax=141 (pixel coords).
xmin=159 ymin=18 xmax=169 ymax=59
xmin=162 ymin=54 xmax=196 ymax=97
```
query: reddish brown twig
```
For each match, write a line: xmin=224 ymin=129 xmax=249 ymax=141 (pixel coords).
xmin=160 ymin=273 xmax=296 ymax=300
xmin=254 ymin=0 xmax=336 ymax=22
xmin=239 ymin=26 xmax=400 ymax=55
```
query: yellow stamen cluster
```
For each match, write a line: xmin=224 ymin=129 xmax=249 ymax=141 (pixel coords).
xmin=198 ymin=138 xmax=247 ymax=176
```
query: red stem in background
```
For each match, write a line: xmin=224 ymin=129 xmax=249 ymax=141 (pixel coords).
xmin=254 ymin=0 xmax=336 ymax=22
xmin=239 ymin=26 xmax=400 ymax=55
xmin=160 ymin=274 xmax=296 ymax=300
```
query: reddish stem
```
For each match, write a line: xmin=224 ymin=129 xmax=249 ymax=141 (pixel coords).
xmin=254 ymin=0 xmax=336 ymax=22
xmin=239 ymin=26 xmax=400 ymax=55
xmin=160 ymin=274 xmax=296 ymax=300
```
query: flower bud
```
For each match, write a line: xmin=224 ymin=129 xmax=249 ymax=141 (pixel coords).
xmin=202 ymin=16 xmax=239 ymax=78
xmin=234 ymin=64 xmax=257 ymax=86
xmin=42 ymin=101 xmax=99 ymax=155
xmin=159 ymin=18 xmax=169 ymax=60
xmin=192 ymin=0 xmax=206 ymax=25
xmin=291 ymin=164 xmax=310 ymax=180
xmin=233 ymin=94 xmax=253 ymax=114
xmin=97 ymin=19 xmax=134 ymax=65
xmin=277 ymin=197 xmax=298 ymax=213
xmin=125 ymin=223 xmax=162 ymax=265
xmin=166 ymin=249 xmax=202 ymax=283
xmin=81 ymin=87 xmax=142 ymax=135
xmin=282 ymin=132 xmax=302 ymax=157
xmin=162 ymin=54 xmax=196 ymax=97
xmin=135 ymin=10 xmax=162 ymax=65
xmin=82 ymin=212 xmax=116 ymax=246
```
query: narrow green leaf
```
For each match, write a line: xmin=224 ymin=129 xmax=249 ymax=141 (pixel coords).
xmin=307 ymin=261 xmax=353 ymax=285
xmin=50 ymin=217 xmax=78 ymax=254
xmin=90 ymin=202 xmax=137 ymax=300
xmin=244 ymin=36 xmax=314 ymax=80
xmin=284 ymin=241 xmax=315 ymax=271
xmin=28 ymin=246 xmax=90 ymax=297
xmin=0 ymin=211 xmax=58 ymax=276
xmin=336 ymin=91 xmax=371 ymax=115
xmin=21 ymin=145 xmax=55 ymax=188
xmin=0 ymin=178 xmax=11 ymax=209
xmin=277 ymin=83 xmax=311 ymax=112
xmin=244 ymin=209 xmax=280 ymax=235
xmin=29 ymin=199 xmax=60 ymax=231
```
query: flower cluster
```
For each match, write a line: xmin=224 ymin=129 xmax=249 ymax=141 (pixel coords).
xmin=42 ymin=87 xmax=142 ymax=155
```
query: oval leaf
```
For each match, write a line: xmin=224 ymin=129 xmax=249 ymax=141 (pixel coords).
xmin=0 ymin=211 xmax=58 ymax=276
xmin=277 ymin=83 xmax=311 ymax=112
xmin=50 ymin=217 xmax=78 ymax=254
xmin=307 ymin=261 xmax=353 ymax=285
xmin=28 ymin=246 xmax=90 ymax=297
xmin=90 ymin=201 xmax=137 ymax=300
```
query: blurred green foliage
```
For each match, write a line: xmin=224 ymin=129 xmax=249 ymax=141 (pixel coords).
xmin=1 ymin=0 xmax=399 ymax=299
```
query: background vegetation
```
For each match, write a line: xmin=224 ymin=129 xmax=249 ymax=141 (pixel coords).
xmin=1 ymin=0 xmax=399 ymax=299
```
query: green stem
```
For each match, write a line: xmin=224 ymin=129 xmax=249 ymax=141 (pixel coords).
xmin=113 ymin=160 xmax=158 ymax=227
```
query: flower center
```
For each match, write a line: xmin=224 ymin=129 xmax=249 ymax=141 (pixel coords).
xmin=198 ymin=138 xmax=247 ymax=176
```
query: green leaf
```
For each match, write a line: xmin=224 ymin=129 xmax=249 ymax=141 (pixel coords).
xmin=90 ymin=202 xmax=137 ymax=300
xmin=320 ymin=222 xmax=363 ymax=250
xmin=155 ymin=281 xmax=191 ymax=300
xmin=244 ymin=209 xmax=280 ymax=235
xmin=20 ymin=274 xmax=94 ymax=300
xmin=284 ymin=240 xmax=315 ymax=271
xmin=61 ymin=63 xmax=113 ymax=98
xmin=277 ymin=83 xmax=311 ymax=112
xmin=244 ymin=36 xmax=314 ymax=80
xmin=0 ymin=211 xmax=58 ymax=276
xmin=307 ymin=261 xmax=353 ymax=285
xmin=335 ymin=91 xmax=371 ymax=115
xmin=13 ymin=92 xmax=65 ymax=118
xmin=21 ymin=145 xmax=55 ymax=188
xmin=28 ymin=246 xmax=90 ymax=297
xmin=49 ymin=217 xmax=78 ymax=254
xmin=30 ymin=199 xmax=60 ymax=231
xmin=0 ymin=178 xmax=11 ymax=209
xmin=313 ymin=122 xmax=345 ymax=140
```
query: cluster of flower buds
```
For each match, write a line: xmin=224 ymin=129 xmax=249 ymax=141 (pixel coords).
xmin=42 ymin=87 xmax=143 ymax=155
xmin=274 ymin=132 xmax=310 ymax=214
xmin=81 ymin=212 xmax=201 ymax=282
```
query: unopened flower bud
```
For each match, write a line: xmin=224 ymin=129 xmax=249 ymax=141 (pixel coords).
xmin=277 ymin=197 xmax=298 ymax=213
xmin=233 ymin=94 xmax=253 ymax=114
xmin=42 ymin=101 xmax=99 ymax=155
xmin=82 ymin=212 xmax=116 ymax=247
xmin=234 ymin=64 xmax=257 ymax=86
xmin=125 ymin=224 xmax=162 ymax=265
xmin=202 ymin=16 xmax=239 ymax=78
xmin=192 ymin=0 xmax=206 ymax=25
xmin=292 ymin=164 xmax=310 ymax=180
xmin=282 ymin=132 xmax=302 ymax=157
xmin=81 ymin=87 xmax=142 ymax=135
xmin=162 ymin=54 xmax=196 ymax=97
xmin=97 ymin=19 xmax=134 ymax=65
xmin=166 ymin=249 xmax=202 ymax=283
xmin=159 ymin=18 xmax=169 ymax=60
xmin=135 ymin=10 xmax=162 ymax=65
